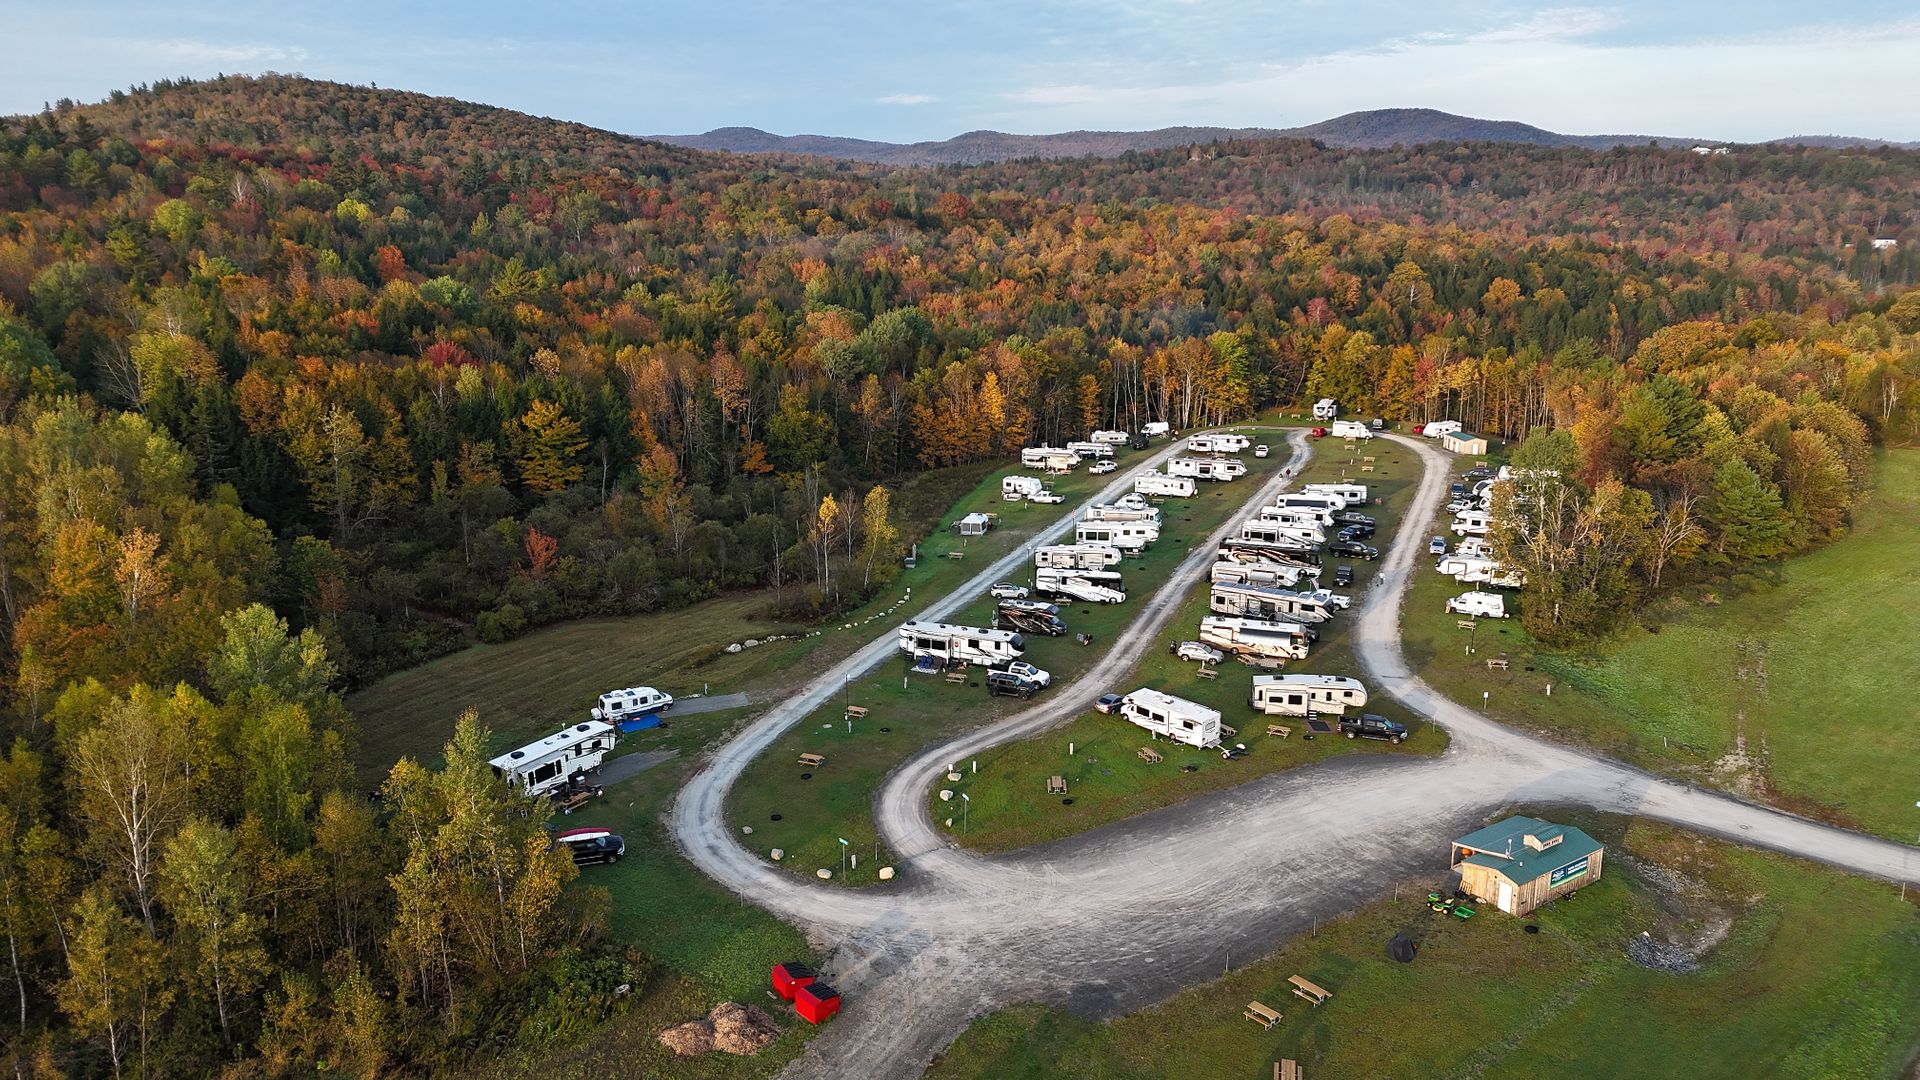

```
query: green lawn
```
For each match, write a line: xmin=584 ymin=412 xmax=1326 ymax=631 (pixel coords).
xmin=1402 ymin=448 xmax=1920 ymax=840
xmin=724 ymin=431 xmax=1302 ymax=882
xmin=927 ymin=816 xmax=1920 ymax=1080
xmin=950 ymin=435 xmax=1447 ymax=853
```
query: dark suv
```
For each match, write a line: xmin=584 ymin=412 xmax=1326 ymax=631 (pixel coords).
xmin=986 ymin=671 xmax=1038 ymax=699
xmin=1328 ymin=540 xmax=1379 ymax=560
xmin=1339 ymin=714 xmax=1408 ymax=744
xmin=1332 ymin=565 xmax=1354 ymax=587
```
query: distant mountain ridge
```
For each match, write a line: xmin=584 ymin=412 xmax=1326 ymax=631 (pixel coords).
xmin=656 ymin=108 xmax=1917 ymax=165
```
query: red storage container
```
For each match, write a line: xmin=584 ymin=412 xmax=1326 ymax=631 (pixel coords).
xmin=771 ymin=962 xmax=816 ymax=1002
xmin=795 ymin=981 xmax=841 ymax=1024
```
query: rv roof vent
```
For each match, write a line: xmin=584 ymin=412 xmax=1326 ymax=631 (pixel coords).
xmin=509 ymin=750 xmax=525 ymax=759
xmin=576 ymin=723 xmax=592 ymax=732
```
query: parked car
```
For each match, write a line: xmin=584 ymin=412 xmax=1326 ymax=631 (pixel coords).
xmin=1465 ymin=466 xmax=1496 ymax=481
xmin=1449 ymin=482 xmax=1468 ymax=498
xmin=1094 ymin=693 xmax=1125 ymax=714
xmin=1329 ymin=540 xmax=1379 ymax=560
xmin=990 ymin=582 xmax=1029 ymax=600
xmin=1339 ymin=714 xmax=1408 ymax=744
xmin=1337 ymin=524 xmax=1374 ymax=541
xmin=1446 ymin=591 xmax=1508 ymax=618
xmin=1089 ymin=460 xmax=1117 ymax=474
xmin=986 ymin=670 xmax=1038 ymax=698
xmin=1446 ymin=498 xmax=1474 ymax=513
xmin=1253 ymin=444 xmax=1270 ymax=458
xmin=1310 ymin=427 xmax=1329 ymax=438
xmin=1029 ymin=490 xmax=1065 ymax=504
xmin=1332 ymin=565 xmax=1354 ymax=587
xmin=1411 ymin=423 xmax=1426 ymax=435
xmin=1428 ymin=537 xmax=1448 ymax=556
xmin=1170 ymin=640 xmax=1226 ymax=664
xmin=1331 ymin=510 xmax=1374 ymax=527
xmin=555 ymin=828 xmax=626 ymax=866
xmin=1003 ymin=661 xmax=1052 ymax=688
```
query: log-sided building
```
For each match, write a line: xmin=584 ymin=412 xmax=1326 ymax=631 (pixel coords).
xmin=1450 ymin=816 xmax=1604 ymax=917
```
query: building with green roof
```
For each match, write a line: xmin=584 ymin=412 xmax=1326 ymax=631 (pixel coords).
xmin=1449 ymin=816 xmax=1605 ymax=916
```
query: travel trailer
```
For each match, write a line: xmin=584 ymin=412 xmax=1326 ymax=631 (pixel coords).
xmin=1084 ymin=502 xmax=1161 ymax=524
xmin=1422 ymin=420 xmax=1463 ymax=439
xmin=1090 ymin=429 xmax=1130 ymax=444
xmin=1219 ymin=537 xmax=1319 ymax=565
xmin=1257 ymin=504 xmax=1335 ymax=528
xmin=1167 ymin=457 xmax=1247 ymax=481
xmin=1065 ymin=441 xmax=1114 ymax=460
xmin=591 ymin=686 xmax=673 ymax=723
xmin=1437 ymin=555 xmax=1496 ymax=581
xmin=1187 ymin=433 xmax=1252 ymax=453
xmin=1075 ymin=520 xmax=1158 ymax=552
xmin=1199 ymin=616 xmax=1314 ymax=660
xmin=1274 ymin=492 xmax=1349 ymax=512
xmin=1020 ymin=446 xmax=1080 ymax=472
xmin=1211 ymin=560 xmax=1317 ymax=588
xmin=1035 ymin=544 xmax=1123 ymax=570
xmin=995 ymin=603 xmax=1067 ymax=636
xmin=1118 ymin=689 xmax=1222 ymax=749
xmin=1140 ymin=421 xmax=1171 ymax=438
xmin=1209 ymin=583 xmax=1334 ymax=623
xmin=898 ymin=621 xmax=1025 ymax=666
xmin=1454 ymin=537 xmax=1493 ymax=559
xmin=1313 ymin=398 xmax=1339 ymax=420
xmin=1249 ymin=674 xmax=1369 ymax=717
xmin=1034 ymin=568 xmax=1126 ymax=604
xmin=1002 ymin=475 xmax=1049 ymax=501
xmin=490 ymin=721 xmax=617 ymax=798
xmin=1329 ymin=420 xmax=1373 ymax=440
xmin=1452 ymin=509 xmax=1493 ymax=536
xmin=1135 ymin=473 xmax=1197 ymax=498
xmin=1302 ymin=483 xmax=1367 ymax=504
xmin=1240 ymin=519 xmax=1326 ymax=546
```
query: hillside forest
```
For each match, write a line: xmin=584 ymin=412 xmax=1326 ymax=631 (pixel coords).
xmin=0 ymin=73 xmax=1917 ymax=1074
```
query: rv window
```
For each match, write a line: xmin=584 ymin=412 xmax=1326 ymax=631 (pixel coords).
xmin=530 ymin=761 xmax=561 ymax=783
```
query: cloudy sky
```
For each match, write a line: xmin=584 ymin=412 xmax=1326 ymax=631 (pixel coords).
xmin=6 ymin=1 xmax=1918 ymax=142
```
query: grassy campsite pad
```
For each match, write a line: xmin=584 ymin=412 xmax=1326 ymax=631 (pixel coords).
xmin=926 ymin=815 xmax=1920 ymax=1080
xmin=950 ymin=438 xmax=1445 ymax=852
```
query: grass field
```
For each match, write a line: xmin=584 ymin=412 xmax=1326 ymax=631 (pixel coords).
xmin=949 ymin=435 xmax=1447 ymax=853
xmin=1402 ymin=448 xmax=1920 ymax=840
xmin=927 ymin=815 xmax=1920 ymax=1080
xmin=723 ymin=431 xmax=1300 ymax=882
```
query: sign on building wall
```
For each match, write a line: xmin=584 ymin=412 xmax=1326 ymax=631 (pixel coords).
xmin=1548 ymin=855 xmax=1591 ymax=888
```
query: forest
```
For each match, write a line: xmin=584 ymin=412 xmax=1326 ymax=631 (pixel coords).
xmin=0 ymin=72 xmax=1917 ymax=1074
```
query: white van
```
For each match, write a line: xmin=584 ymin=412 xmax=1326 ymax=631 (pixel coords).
xmin=1329 ymin=420 xmax=1372 ymax=440
xmin=1140 ymin=421 xmax=1171 ymax=438
xmin=592 ymin=687 xmax=673 ymax=723
xmin=1445 ymin=591 xmax=1507 ymax=618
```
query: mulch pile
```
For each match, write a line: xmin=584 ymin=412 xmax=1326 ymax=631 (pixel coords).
xmin=659 ymin=1002 xmax=781 ymax=1058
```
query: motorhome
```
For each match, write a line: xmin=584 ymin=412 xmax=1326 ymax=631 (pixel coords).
xmin=1075 ymin=520 xmax=1158 ymax=551
xmin=1452 ymin=509 xmax=1493 ymax=536
xmin=1329 ymin=420 xmax=1373 ymax=440
xmin=1249 ymin=674 xmax=1369 ymax=718
xmin=1020 ymin=446 xmax=1080 ymax=472
xmin=898 ymin=621 xmax=1024 ymax=666
xmin=1313 ymin=399 xmax=1339 ymax=420
xmin=1446 ymin=591 xmax=1508 ymax=619
xmin=1219 ymin=537 xmax=1319 ymax=565
xmin=1034 ymin=568 xmax=1126 ymax=604
xmin=1084 ymin=502 xmax=1161 ymax=524
xmin=1135 ymin=472 xmax=1196 ymax=498
xmin=1302 ymin=483 xmax=1368 ymax=504
xmin=1118 ymin=689 xmax=1222 ymax=749
xmin=1035 ymin=544 xmax=1123 ymax=570
xmin=1065 ymin=441 xmax=1114 ymax=460
xmin=1209 ymin=582 xmax=1333 ymax=623
xmin=1211 ymin=560 xmax=1317 ymax=588
xmin=1002 ymin=475 xmax=1049 ymax=501
xmin=591 ymin=686 xmax=673 ymax=723
xmin=1187 ymin=433 xmax=1252 ymax=453
xmin=1140 ymin=421 xmax=1171 ymax=439
xmin=1090 ymin=429 xmax=1130 ymax=444
xmin=1422 ymin=420 xmax=1463 ymax=439
xmin=1240 ymin=519 xmax=1325 ymax=546
xmin=1199 ymin=616 xmax=1313 ymax=660
xmin=490 ymin=721 xmax=617 ymax=798
xmin=996 ymin=603 xmax=1067 ymax=636
xmin=1168 ymin=457 xmax=1247 ymax=482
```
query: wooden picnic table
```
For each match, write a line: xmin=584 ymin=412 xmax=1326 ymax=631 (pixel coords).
xmin=1265 ymin=724 xmax=1292 ymax=739
xmin=797 ymin=753 xmax=826 ymax=768
xmin=1456 ymin=618 xmax=1478 ymax=630
xmin=1244 ymin=1001 xmax=1282 ymax=1029
xmin=1274 ymin=1060 xmax=1303 ymax=1080
xmin=1485 ymin=658 xmax=1510 ymax=671
xmin=1047 ymin=775 xmax=1067 ymax=794
xmin=1288 ymin=975 xmax=1331 ymax=1006
xmin=844 ymin=705 xmax=870 ymax=719
xmin=1136 ymin=746 xmax=1163 ymax=764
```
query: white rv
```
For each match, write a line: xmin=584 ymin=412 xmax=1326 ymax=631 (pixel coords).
xmin=1199 ymin=616 xmax=1313 ymax=660
xmin=1065 ymin=441 xmax=1114 ymax=460
xmin=898 ymin=621 xmax=1025 ymax=666
xmin=1002 ymin=475 xmax=1049 ymax=501
xmin=1240 ymin=519 xmax=1325 ymax=546
xmin=1118 ymin=689 xmax=1222 ymax=749
xmin=1313 ymin=399 xmax=1338 ymax=420
xmin=1084 ymin=502 xmax=1161 ymax=524
xmin=489 ymin=721 xmax=617 ymax=798
xmin=1035 ymin=568 xmax=1125 ymax=604
xmin=1249 ymin=674 xmax=1369 ymax=718
xmin=1422 ymin=420 xmax=1463 ymax=439
xmin=1075 ymin=520 xmax=1158 ymax=551
xmin=1329 ymin=420 xmax=1373 ymax=440
xmin=592 ymin=686 xmax=673 ymax=723
xmin=1035 ymin=544 xmax=1123 ymax=570
xmin=1168 ymin=457 xmax=1247 ymax=482
xmin=1020 ymin=446 xmax=1079 ymax=472
xmin=1211 ymin=560 xmax=1317 ymax=588
xmin=1186 ymin=433 xmax=1252 ymax=453
xmin=1302 ymin=483 xmax=1367 ymax=503
xmin=1275 ymin=492 xmax=1348 ymax=512
xmin=1445 ymin=591 xmax=1508 ymax=619
xmin=1209 ymin=583 xmax=1334 ymax=623
xmin=1140 ymin=421 xmax=1171 ymax=439
xmin=1453 ymin=537 xmax=1493 ymax=559
xmin=1484 ymin=566 xmax=1528 ymax=589
xmin=1135 ymin=472 xmax=1196 ymax=498
xmin=1090 ymin=429 xmax=1130 ymax=444
xmin=1258 ymin=504 xmax=1335 ymax=528
xmin=1451 ymin=509 xmax=1493 ymax=536
xmin=1437 ymin=555 xmax=1495 ymax=581
xmin=1219 ymin=537 xmax=1318 ymax=565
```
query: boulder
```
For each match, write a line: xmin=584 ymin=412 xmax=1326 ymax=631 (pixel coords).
xmin=816 ymin=868 xmax=832 ymax=880
xmin=878 ymin=866 xmax=895 ymax=881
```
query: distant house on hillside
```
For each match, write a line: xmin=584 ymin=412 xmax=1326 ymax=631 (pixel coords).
xmin=1690 ymin=145 xmax=1729 ymax=155
xmin=1871 ymin=237 xmax=1899 ymax=251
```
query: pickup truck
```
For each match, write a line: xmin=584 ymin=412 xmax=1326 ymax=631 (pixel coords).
xmin=1339 ymin=714 xmax=1408 ymax=744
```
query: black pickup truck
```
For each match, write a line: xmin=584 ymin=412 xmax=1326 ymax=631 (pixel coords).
xmin=1339 ymin=713 xmax=1409 ymax=744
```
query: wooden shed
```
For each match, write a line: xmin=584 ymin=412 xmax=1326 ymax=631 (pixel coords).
xmin=1450 ymin=816 xmax=1603 ymax=917
xmin=1440 ymin=431 xmax=1490 ymax=456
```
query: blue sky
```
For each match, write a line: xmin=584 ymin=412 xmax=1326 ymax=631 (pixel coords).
xmin=7 ymin=2 xmax=1919 ymax=142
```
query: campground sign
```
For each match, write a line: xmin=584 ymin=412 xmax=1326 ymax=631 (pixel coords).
xmin=1548 ymin=855 xmax=1591 ymax=888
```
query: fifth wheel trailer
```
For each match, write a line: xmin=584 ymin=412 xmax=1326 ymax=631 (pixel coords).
xmin=489 ymin=721 xmax=618 ymax=798
xmin=1186 ymin=433 xmax=1251 ymax=453
xmin=1118 ymin=689 xmax=1222 ymax=749
xmin=1208 ymin=583 xmax=1335 ymax=623
xmin=1035 ymin=544 xmax=1123 ymax=570
xmin=1167 ymin=456 xmax=1247 ymax=481
xmin=1257 ymin=504 xmax=1334 ymax=528
xmin=898 ymin=621 xmax=1025 ymax=666
xmin=1219 ymin=537 xmax=1319 ymax=565
xmin=1301 ymin=483 xmax=1368 ymax=503
xmin=1249 ymin=674 xmax=1369 ymax=717
xmin=1034 ymin=572 xmax=1125 ymax=604
xmin=1211 ymin=560 xmax=1317 ymax=588
xmin=1075 ymin=521 xmax=1159 ymax=551
xmin=1065 ymin=441 xmax=1114 ymax=460
xmin=1199 ymin=616 xmax=1313 ymax=660
xmin=1084 ymin=502 xmax=1161 ymax=524
xmin=1240 ymin=519 xmax=1325 ymax=546
xmin=1135 ymin=472 xmax=1196 ymax=498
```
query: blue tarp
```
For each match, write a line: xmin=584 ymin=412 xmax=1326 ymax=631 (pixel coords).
xmin=616 ymin=713 xmax=664 ymax=733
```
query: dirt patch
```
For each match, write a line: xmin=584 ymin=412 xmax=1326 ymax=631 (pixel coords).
xmin=1618 ymin=854 xmax=1740 ymax=974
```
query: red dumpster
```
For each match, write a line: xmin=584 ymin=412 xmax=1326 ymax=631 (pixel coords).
xmin=771 ymin=962 xmax=817 ymax=1002
xmin=795 ymin=981 xmax=841 ymax=1024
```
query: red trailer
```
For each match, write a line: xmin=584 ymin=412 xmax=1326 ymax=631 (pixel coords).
xmin=795 ymin=981 xmax=841 ymax=1024
xmin=771 ymin=962 xmax=816 ymax=1002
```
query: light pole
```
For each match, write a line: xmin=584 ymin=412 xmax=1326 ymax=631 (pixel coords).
xmin=961 ymin=793 xmax=970 ymax=835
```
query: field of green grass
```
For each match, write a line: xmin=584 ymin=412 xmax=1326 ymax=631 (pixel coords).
xmin=1402 ymin=449 xmax=1920 ymax=840
xmin=950 ymin=436 xmax=1448 ymax=853
xmin=724 ymin=431 xmax=1300 ymax=882
xmin=927 ymin=815 xmax=1920 ymax=1080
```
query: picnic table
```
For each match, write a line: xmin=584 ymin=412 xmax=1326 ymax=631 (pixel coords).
xmin=1456 ymin=618 xmax=1478 ymax=630
xmin=1288 ymin=975 xmax=1332 ymax=1007
xmin=1485 ymin=658 xmax=1510 ymax=672
xmin=844 ymin=705 xmax=870 ymax=719
xmin=1047 ymin=775 xmax=1067 ymax=795
xmin=1136 ymin=746 xmax=1163 ymax=764
xmin=797 ymin=753 xmax=826 ymax=768
xmin=1265 ymin=724 xmax=1292 ymax=739
xmin=1274 ymin=1061 xmax=1304 ymax=1080
xmin=1244 ymin=1001 xmax=1282 ymax=1029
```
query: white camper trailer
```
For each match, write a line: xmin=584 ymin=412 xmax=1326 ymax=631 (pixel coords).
xmin=1135 ymin=472 xmax=1196 ymax=498
xmin=1084 ymin=502 xmax=1161 ymax=524
xmin=1209 ymin=583 xmax=1334 ymax=623
xmin=1002 ymin=475 xmax=1049 ymax=501
xmin=1168 ymin=456 xmax=1247 ymax=482
xmin=898 ymin=621 xmax=1025 ymax=666
xmin=490 ymin=721 xmax=617 ymax=798
xmin=1249 ymin=674 xmax=1369 ymax=718
xmin=1484 ymin=566 xmax=1528 ymax=589
xmin=1034 ymin=568 xmax=1125 ymax=604
xmin=1454 ymin=537 xmax=1493 ymax=559
xmin=1118 ymin=689 xmax=1222 ymax=749
xmin=1211 ymin=560 xmax=1317 ymax=589
xmin=1219 ymin=537 xmax=1319 ymax=565
xmin=1437 ymin=555 xmax=1496 ymax=581
xmin=1422 ymin=420 xmax=1463 ymax=438
xmin=1302 ymin=483 xmax=1368 ymax=504
xmin=1200 ymin=616 xmax=1314 ymax=660
xmin=591 ymin=687 xmax=673 ymax=723
xmin=1240 ymin=519 xmax=1325 ymax=546
xmin=1090 ymin=429 xmax=1130 ymax=444
xmin=1329 ymin=420 xmax=1373 ymax=440
xmin=1140 ymin=421 xmax=1171 ymax=439
xmin=1020 ymin=446 xmax=1080 ymax=472
xmin=1035 ymin=544 xmax=1123 ymax=570
xmin=1258 ymin=504 xmax=1335 ymax=528
xmin=1275 ymin=492 xmax=1348 ymax=512
xmin=1065 ymin=441 xmax=1114 ymax=460
xmin=1075 ymin=520 xmax=1158 ymax=551
xmin=1313 ymin=398 xmax=1339 ymax=420
xmin=1186 ymin=433 xmax=1252 ymax=453
xmin=1451 ymin=509 xmax=1493 ymax=536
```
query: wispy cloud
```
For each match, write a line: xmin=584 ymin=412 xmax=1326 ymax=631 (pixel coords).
xmin=140 ymin=40 xmax=310 ymax=65
xmin=877 ymin=93 xmax=936 ymax=106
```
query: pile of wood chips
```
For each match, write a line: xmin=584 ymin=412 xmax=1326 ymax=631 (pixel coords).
xmin=659 ymin=1002 xmax=781 ymax=1057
